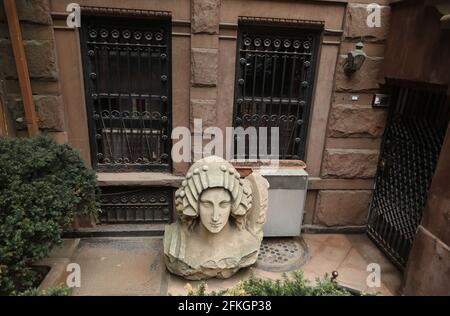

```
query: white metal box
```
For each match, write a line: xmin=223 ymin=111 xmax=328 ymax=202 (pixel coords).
xmin=257 ymin=168 xmax=308 ymax=237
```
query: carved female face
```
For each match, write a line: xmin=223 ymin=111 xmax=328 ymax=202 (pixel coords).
xmin=199 ymin=188 xmax=232 ymax=233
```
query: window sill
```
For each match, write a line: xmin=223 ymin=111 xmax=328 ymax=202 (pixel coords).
xmin=96 ymin=172 xmax=184 ymax=187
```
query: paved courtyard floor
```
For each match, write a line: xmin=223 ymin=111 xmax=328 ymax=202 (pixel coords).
xmin=62 ymin=234 xmax=402 ymax=296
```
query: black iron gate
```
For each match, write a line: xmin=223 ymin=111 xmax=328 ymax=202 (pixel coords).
xmin=367 ymin=82 xmax=450 ymax=269
xmin=232 ymin=19 xmax=321 ymax=160
xmin=80 ymin=13 xmax=172 ymax=172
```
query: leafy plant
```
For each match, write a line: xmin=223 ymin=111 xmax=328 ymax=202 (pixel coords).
xmin=15 ymin=285 xmax=71 ymax=296
xmin=185 ymin=271 xmax=352 ymax=296
xmin=185 ymin=282 xmax=208 ymax=296
xmin=0 ymin=134 xmax=99 ymax=295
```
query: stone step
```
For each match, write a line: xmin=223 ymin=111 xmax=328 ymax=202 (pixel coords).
xmin=64 ymin=223 xmax=166 ymax=238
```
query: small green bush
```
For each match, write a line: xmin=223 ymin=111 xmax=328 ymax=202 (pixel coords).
xmin=185 ymin=271 xmax=352 ymax=296
xmin=15 ymin=285 xmax=71 ymax=296
xmin=0 ymin=134 xmax=99 ymax=295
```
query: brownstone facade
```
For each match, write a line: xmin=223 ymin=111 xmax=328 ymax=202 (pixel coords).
xmin=0 ymin=0 xmax=65 ymax=140
xmin=0 ymin=0 xmax=394 ymax=230
xmin=1 ymin=0 xmax=449 ymax=296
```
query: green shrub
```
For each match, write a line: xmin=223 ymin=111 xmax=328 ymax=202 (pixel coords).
xmin=15 ymin=285 xmax=71 ymax=296
xmin=0 ymin=134 xmax=99 ymax=295
xmin=185 ymin=271 xmax=352 ymax=296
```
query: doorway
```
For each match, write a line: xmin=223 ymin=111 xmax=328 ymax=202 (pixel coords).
xmin=367 ymin=81 xmax=450 ymax=269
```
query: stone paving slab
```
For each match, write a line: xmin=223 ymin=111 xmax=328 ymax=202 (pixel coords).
xmin=63 ymin=234 xmax=402 ymax=296
xmin=71 ymin=237 xmax=167 ymax=296
xmin=303 ymin=234 xmax=402 ymax=295
xmin=166 ymin=234 xmax=402 ymax=296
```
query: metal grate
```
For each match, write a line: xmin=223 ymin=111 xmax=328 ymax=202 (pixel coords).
xmin=232 ymin=23 xmax=321 ymax=160
xmin=256 ymin=238 xmax=308 ymax=272
xmin=367 ymin=84 xmax=450 ymax=269
xmin=98 ymin=187 xmax=173 ymax=224
xmin=80 ymin=15 xmax=172 ymax=171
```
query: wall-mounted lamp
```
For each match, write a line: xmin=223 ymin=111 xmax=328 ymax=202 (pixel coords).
xmin=344 ymin=42 xmax=367 ymax=76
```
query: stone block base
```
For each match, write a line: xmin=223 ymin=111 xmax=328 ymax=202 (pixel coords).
xmin=314 ymin=190 xmax=372 ymax=227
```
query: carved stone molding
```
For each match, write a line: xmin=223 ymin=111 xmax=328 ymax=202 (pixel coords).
xmin=238 ymin=16 xmax=324 ymax=29
xmin=80 ymin=6 xmax=171 ymax=19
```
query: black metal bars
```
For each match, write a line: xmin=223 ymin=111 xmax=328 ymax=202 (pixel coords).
xmin=99 ymin=186 xmax=173 ymax=223
xmin=80 ymin=16 xmax=172 ymax=171
xmin=367 ymin=84 xmax=450 ymax=269
xmin=232 ymin=23 xmax=321 ymax=160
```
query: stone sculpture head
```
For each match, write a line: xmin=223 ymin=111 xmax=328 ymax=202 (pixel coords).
xmin=199 ymin=187 xmax=232 ymax=233
xmin=165 ymin=155 xmax=269 ymax=280
xmin=175 ymin=156 xmax=253 ymax=232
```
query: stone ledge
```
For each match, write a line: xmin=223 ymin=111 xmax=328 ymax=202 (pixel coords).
xmin=326 ymin=137 xmax=382 ymax=150
xmin=48 ymin=239 xmax=80 ymax=259
xmin=96 ymin=172 xmax=184 ymax=187
xmin=64 ymin=224 xmax=165 ymax=238
xmin=35 ymin=258 xmax=70 ymax=291
xmin=34 ymin=239 xmax=81 ymax=291
xmin=302 ymin=224 xmax=366 ymax=234
xmin=308 ymin=177 xmax=374 ymax=190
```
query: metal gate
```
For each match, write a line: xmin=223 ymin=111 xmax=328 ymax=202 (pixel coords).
xmin=232 ymin=19 xmax=321 ymax=160
xmin=80 ymin=13 xmax=172 ymax=172
xmin=367 ymin=82 xmax=450 ymax=269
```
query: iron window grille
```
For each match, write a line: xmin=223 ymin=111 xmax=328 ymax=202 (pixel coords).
xmin=80 ymin=13 xmax=172 ymax=172
xmin=98 ymin=186 xmax=173 ymax=224
xmin=232 ymin=21 xmax=321 ymax=160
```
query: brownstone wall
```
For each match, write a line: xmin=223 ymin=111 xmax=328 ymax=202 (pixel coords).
xmin=3 ymin=0 xmax=393 ymax=229
xmin=306 ymin=2 xmax=390 ymax=229
xmin=0 ymin=0 xmax=66 ymax=141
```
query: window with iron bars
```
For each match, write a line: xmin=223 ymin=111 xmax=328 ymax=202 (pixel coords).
xmin=80 ymin=14 xmax=172 ymax=172
xmin=233 ymin=22 xmax=321 ymax=160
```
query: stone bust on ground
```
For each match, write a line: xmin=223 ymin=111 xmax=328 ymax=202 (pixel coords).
xmin=163 ymin=156 xmax=269 ymax=280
